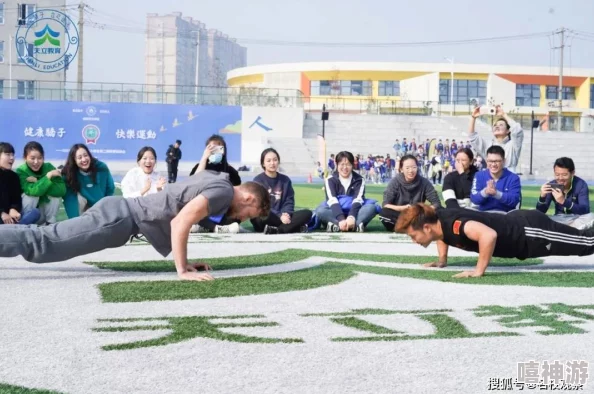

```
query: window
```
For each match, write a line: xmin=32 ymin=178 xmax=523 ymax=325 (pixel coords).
xmin=0 ymin=3 xmax=5 ymax=24
xmin=16 ymin=41 xmax=33 ymax=64
xmin=379 ymin=81 xmax=400 ymax=96
xmin=0 ymin=80 xmax=3 ymax=99
xmin=18 ymin=4 xmax=35 ymax=25
xmin=310 ymin=80 xmax=371 ymax=96
xmin=549 ymin=115 xmax=576 ymax=132
xmin=515 ymin=84 xmax=541 ymax=107
xmin=546 ymin=86 xmax=576 ymax=100
xmin=17 ymin=80 xmax=34 ymax=100
xmin=439 ymin=79 xmax=486 ymax=104
xmin=0 ymin=41 xmax=4 ymax=63
xmin=591 ymin=85 xmax=594 ymax=109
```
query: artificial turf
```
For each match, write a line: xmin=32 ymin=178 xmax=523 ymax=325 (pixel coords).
xmin=0 ymin=384 xmax=62 ymax=394
xmin=87 ymin=249 xmax=542 ymax=272
xmin=98 ymin=261 xmax=594 ymax=304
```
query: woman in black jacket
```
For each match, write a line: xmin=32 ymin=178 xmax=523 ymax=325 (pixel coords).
xmin=190 ymin=134 xmax=242 ymax=234
xmin=441 ymin=148 xmax=479 ymax=209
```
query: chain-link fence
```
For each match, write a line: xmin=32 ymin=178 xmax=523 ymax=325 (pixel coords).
xmin=0 ymin=80 xmax=304 ymax=107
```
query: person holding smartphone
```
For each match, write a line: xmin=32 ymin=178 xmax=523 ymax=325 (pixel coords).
xmin=536 ymin=157 xmax=593 ymax=229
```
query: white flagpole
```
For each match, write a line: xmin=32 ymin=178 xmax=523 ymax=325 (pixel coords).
xmin=9 ymin=34 xmax=12 ymax=99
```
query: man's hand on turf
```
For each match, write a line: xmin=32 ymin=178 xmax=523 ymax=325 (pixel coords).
xmin=423 ymin=261 xmax=447 ymax=268
xmin=189 ymin=262 xmax=212 ymax=271
xmin=452 ymin=270 xmax=484 ymax=278
xmin=177 ymin=263 xmax=214 ymax=281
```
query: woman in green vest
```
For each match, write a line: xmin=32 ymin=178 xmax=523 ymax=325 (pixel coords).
xmin=61 ymin=144 xmax=115 ymax=219
xmin=16 ymin=141 xmax=66 ymax=225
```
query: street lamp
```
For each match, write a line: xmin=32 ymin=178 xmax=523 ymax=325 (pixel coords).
xmin=444 ymin=57 xmax=454 ymax=116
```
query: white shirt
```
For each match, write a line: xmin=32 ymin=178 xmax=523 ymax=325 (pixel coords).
xmin=120 ymin=167 xmax=165 ymax=198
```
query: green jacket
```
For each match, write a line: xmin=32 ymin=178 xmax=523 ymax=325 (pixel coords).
xmin=16 ymin=162 xmax=67 ymax=206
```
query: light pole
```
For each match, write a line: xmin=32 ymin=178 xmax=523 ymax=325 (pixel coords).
xmin=444 ymin=57 xmax=454 ymax=115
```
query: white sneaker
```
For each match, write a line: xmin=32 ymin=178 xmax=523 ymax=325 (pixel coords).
xmin=215 ymin=222 xmax=240 ymax=234
xmin=326 ymin=222 xmax=340 ymax=232
xmin=190 ymin=224 xmax=210 ymax=233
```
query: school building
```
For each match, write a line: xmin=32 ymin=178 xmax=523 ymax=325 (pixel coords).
xmin=227 ymin=62 xmax=594 ymax=132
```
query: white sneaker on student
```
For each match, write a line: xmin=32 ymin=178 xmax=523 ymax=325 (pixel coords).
xmin=190 ymin=224 xmax=210 ymax=233
xmin=326 ymin=222 xmax=340 ymax=232
xmin=215 ymin=222 xmax=240 ymax=234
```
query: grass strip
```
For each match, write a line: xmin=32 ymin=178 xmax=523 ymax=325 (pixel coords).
xmin=99 ymin=262 xmax=594 ymax=303
xmin=88 ymin=248 xmax=542 ymax=272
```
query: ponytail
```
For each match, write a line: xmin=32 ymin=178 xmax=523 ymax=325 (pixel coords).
xmin=395 ymin=203 xmax=438 ymax=233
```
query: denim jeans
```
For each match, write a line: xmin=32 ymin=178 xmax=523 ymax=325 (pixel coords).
xmin=315 ymin=204 xmax=377 ymax=227
xmin=0 ymin=208 xmax=41 ymax=226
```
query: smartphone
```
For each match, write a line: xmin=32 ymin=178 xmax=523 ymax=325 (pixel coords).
xmin=479 ymin=106 xmax=496 ymax=115
xmin=549 ymin=182 xmax=563 ymax=192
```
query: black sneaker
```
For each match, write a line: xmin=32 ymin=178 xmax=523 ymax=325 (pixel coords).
xmin=299 ymin=224 xmax=308 ymax=233
xmin=356 ymin=223 xmax=365 ymax=233
xmin=264 ymin=225 xmax=279 ymax=235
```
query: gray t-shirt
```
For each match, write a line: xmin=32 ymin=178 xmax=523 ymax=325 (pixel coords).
xmin=126 ymin=170 xmax=234 ymax=256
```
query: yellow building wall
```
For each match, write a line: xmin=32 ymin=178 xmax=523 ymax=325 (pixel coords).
xmin=438 ymin=73 xmax=489 ymax=81
xmin=303 ymin=70 xmax=429 ymax=82
xmin=576 ymin=77 xmax=591 ymax=109
xmin=227 ymin=74 xmax=264 ymax=86
xmin=539 ymin=85 xmax=547 ymax=107
xmin=372 ymin=80 xmax=379 ymax=97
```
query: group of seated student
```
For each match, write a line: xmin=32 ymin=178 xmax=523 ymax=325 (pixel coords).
xmin=0 ymin=141 xmax=116 ymax=226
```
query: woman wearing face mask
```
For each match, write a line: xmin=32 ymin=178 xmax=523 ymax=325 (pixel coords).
xmin=378 ymin=154 xmax=441 ymax=232
xmin=190 ymin=134 xmax=242 ymax=233
xmin=442 ymin=148 xmax=479 ymax=209
xmin=16 ymin=141 xmax=66 ymax=225
xmin=121 ymin=147 xmax=167 ymax=198
xmin=251 ymin=148 xmax=312 ymax=234
xmin=61 ymin=144 xmax=115 ymax=219
xmin=314 ymin=151 xmax=379 ymax=232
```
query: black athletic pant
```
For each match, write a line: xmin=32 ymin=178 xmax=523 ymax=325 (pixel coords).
xmin=251 ymin=210 xmax=312 ymax=234
xmin=514 ymin=210 xmax=594 ymax=258
xmin=378 ymin=207 xmax=400 ymax=232
xmin=167 ymin=162 xmax=179 ymax=183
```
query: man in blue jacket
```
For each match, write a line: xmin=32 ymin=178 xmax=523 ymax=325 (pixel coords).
xmin=470 ymin=145 xmax=521 ymax=213
xmin=536 ymin=157 xmax=593 ymax=229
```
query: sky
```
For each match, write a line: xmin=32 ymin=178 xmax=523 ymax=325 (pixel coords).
xmin=70 ymin=0 xmax=594 ymax=85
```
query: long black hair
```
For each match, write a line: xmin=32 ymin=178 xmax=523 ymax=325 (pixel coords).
xmin=62 ymin=144 xmax=98 ymax=193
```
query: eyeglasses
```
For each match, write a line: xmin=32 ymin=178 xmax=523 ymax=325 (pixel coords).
xmin=402 ymin=166 xmax=418 ymax=171
xmin=486 ymin=160 xmax=503 ymax=165
xmin=338 ymin=163 xmax=353 ymax=168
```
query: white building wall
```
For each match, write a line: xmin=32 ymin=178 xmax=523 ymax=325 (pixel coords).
xmin=399 ymin=72 xmax=439 ymax=103
xmin=487 ymin=74 xmax=516 ymax=108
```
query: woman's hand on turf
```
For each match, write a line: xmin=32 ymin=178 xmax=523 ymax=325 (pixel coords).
xmin=338 ymin=220 xmax=349 ymax=232
xmin=423 ymin=261 xmax=447 ymax=268
xmin=452 ymin=270 xmax=483 ymax=278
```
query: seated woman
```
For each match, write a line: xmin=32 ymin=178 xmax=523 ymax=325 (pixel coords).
xmin=121 ymin=146 xmax=167 ymax=198
xmin=61 ymin=144 xmax=115 ymax=219
xmin=190 ymin=134 xmax=242 ymax=233
xmin=251 ymin=148 xmax=312 ymax=234
xmin=379 ymin=154 xmax=441 ymax=231
xmin=536 ymin=157 xmax=593 ymax=229
xmin=442 ymin=148 xmax=479 ymax=209
xmin=315 ymin=151 xmax=378 ymax=232
xmin=0 ymin=142 xmax=40 ymax=225
xmin=16 ymin=141 xmax=66 ymax=225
